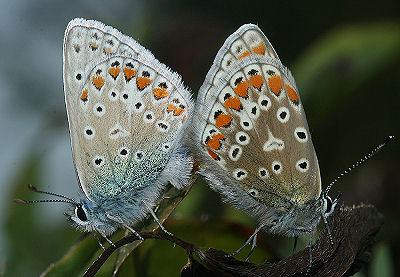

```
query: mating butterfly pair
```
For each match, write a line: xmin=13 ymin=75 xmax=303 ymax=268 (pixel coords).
xmin=18 ymin=19 xmax=339 ymax=259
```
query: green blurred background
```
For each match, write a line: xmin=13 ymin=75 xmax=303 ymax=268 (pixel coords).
xmin=0 ymin=0 xmax=399 ymax=276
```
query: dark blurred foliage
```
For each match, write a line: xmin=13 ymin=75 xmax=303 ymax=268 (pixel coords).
xmin=1 ymin=0 xmax=399 ymax=276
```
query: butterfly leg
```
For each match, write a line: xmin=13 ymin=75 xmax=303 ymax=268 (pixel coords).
xmin=123 ymin=223 xmax=144 ymax=240
xmin=228 ymin=224 xmax=264 ymax=257
xmin=322 ymin=194 xmax=341 ymax=247
xmin=292 ymin=236 xmax=298 ymax=255
xmin=306 ymin=231 xmax=314 ymax=274
xmin=245 ymin=232 xmax=258 ymax=262
xmin=104 ymin=212 xmax=144 ymax=240
xmin=143 ymin=200 xmax=173 ymax=236
xmin=322 ymin=214 xmax=334 ymax=246
xmin=91 ymin=232 xmax=106 ymax=250
xmin=96 ymin=228 xmax=116 ymax=248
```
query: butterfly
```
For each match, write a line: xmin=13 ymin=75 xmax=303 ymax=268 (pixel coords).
xmin=16 ymin=18 xmax=194 ymax=246
xmin=186 ymin=24 xmax=340 ymax=263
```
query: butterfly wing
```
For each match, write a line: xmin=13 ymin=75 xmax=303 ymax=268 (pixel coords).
xmin=198 ymin=24 xmax=279 ymax=106
xmin=63 ymin=19 xmax=193 ymax=203
xmin=190 ymin=24 xmax=321 ymax=211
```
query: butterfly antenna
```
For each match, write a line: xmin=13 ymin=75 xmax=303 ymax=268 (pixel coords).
xmin=28 ymin=184 xmax=76 ymax=202
xmin=13 ymin=184 xmax=77 ymax=205
xmin=13 ymin=198 xmax=76 ymax=205
xmin=325 ymin=135 xmax=394 ymax=194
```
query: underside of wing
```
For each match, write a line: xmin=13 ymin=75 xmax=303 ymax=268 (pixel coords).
xmin=63 ymin=19 xmax=193 ymax=202
xmin=198 ymin=24 xmax=280 ymax=105
xmin=191 ymin=24 xmax=321 ymax=209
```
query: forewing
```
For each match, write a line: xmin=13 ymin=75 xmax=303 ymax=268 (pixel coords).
xmin=198 ymin=24 xmax=279 ymax=106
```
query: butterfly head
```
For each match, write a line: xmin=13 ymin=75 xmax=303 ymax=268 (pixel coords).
xmin=320 ymin=190 xmax=340 ymax=219
xmin=65 ymin=198 xmax=117 ymax=236
xmin=13 ymin=185 xmax=115 ymax=235
xmin=261 ymin=190 xmax=339 ymax=238
xmin=259 ymin=199 xmax=317 ymax=237
xmin=65 ymin=201 xmax=92 ymax=231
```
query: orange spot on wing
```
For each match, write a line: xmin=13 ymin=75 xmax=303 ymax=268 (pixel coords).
xmin=233 ymin=81 xmax=249 ymax=98
xmin=253 ymin=42 xmax=266 ymax=55
xmin=224 ymin=96 xmax=242 ymax=111
xmin=285 ymin=84 xmax=299 ymax=104
xmin=215 ymin=113 xmax=232 ymax=128
xmin=108 ymin=66 xmax=120 ymax=79
xmin=153 ymin=88 xmax=168 ymax=99
xmin=136 ymin=77 xmax=151 ymax=90
xmin=249 ymin=74 xmax=264 ymax=91
xmin=206 ymin=138 xmax=221 ymax=150
xmin=268 ymin=75 xmax=283 ymax=96
xmin=92 ymin=76 xmax=104 ymax=90
xmin=124 ymin=67 xmax=136 ymax=81
xmin=104 ymin=48 xmax=112 ymax=54
xmin=81 ymin=88 xmax=88 ymax=101
xmin=206 ymin=133 xmax=226 ymax=150
xmin=238 ymin=51 xmax=251 ymax=60
xmin=167 ymin=104 xmax=176 ymax=113
xmin=207 ymin=148 xmax=220 ymax=161
xmin=213 ymin=133 xmax=225 ymax=140
xmin=173 ymin=108 xmax=184 ymax=115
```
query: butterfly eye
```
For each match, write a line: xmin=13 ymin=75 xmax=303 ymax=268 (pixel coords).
xmin=325 ymin=199 xmax=332 ymax=214
xmin=322 ymin=193 xmax=333 ymax=215
xmin=75 ymin=205 xmax=87 ymax=222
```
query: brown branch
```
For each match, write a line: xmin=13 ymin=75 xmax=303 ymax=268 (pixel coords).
xmin=83 ymin=231 xmax=197 ymax=277
xmin=84 ymin=204 xmax=383 ymax=277
xmin=183 ymin=204 xmax=383 ymax=277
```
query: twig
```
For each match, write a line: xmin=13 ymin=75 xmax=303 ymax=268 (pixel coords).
xmin=84 ymin=204 xmax=383 ymax=277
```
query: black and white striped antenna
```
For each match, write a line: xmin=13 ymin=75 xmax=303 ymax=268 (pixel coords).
xmin=325 ymin=135 xmax=394 ymax=194
xmin=13 ymin=184 xmax=77 ymax=205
